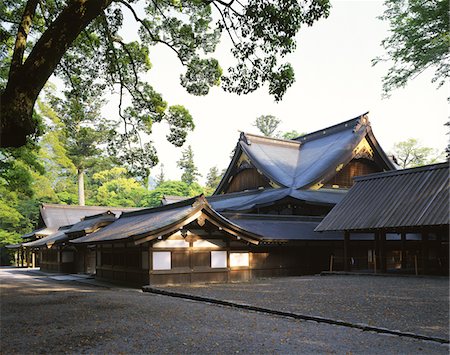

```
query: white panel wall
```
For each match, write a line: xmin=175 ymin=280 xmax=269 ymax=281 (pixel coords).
xmin=211 ymin=251 xmax=227 ymax=268
xmin=152 ymin=251 xmax=171 ymax=270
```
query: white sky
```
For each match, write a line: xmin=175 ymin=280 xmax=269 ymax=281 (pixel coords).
xmin=104 ymin=0 xmax=449 ymax=184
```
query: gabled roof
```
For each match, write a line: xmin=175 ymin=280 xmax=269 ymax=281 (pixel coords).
xmin=19 ymin=204 xmax=140 ymax=241
xmin=215 ymin=113 xmax=395 ymax=194
xmin=20 ymin=227 xmax=54 ymax=239
xmin=315 ymin=162 xmax=449 ymax=232
xmin=22 ymin=225 xmax=73 ymax=248
xmin=65 ymin=211 xmax=117 ymax=235
xmin=72 ymin=195 xmax=262 ymax=245
xmin=160 ymin=195 xmax=189 ymax=206
xmin=40 ymin=204 xmax=138 ymax=230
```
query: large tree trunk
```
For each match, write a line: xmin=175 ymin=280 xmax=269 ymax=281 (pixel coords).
xmin=0 ymin=0 xmax=113 ymax=148
xmin=78 ymin=169 xmax=85 ymax=206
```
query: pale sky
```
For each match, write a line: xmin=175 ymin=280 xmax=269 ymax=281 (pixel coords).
xmin=104 ymin=0 xmax=448 ymax=185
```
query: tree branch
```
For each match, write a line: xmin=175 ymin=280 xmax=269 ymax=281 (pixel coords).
xmin=9 ymin=0 xmax=40 ymax=80
xmin=117 ymin=0 xmax=185 ymax=65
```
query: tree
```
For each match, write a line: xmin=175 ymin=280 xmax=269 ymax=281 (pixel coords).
xmin=177 ymin=145 xmax=201 ymax=185
xmin=0 ymin=142 xmax=45 ymax=260
xmin=281 ymin=130 xmax=306 ymax=140
xmin=374 ymin=0 xmax=449 ymax=95
xmin=1 ymin=0 xmax=330 ymax=148
xmin=155 ymin=164 xmax=166 ymax=187
xmin=91 ymin=167 xmax=151 ymax=207
xmin=145 ymin=180 xmax=205 ymax=207
xmin=206 ymin=166 xmax=222 ymax=189
xmin=43 ymin=88 xmax=115 ymax=205
xmin=253 ymin=115 xmax=281 ymax=137
xmin=392 ymin=138 xmax=444 ymax=169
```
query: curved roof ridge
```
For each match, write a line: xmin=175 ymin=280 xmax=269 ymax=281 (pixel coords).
xmin=120 ymin=195 xmax=203 ymax=218
xmin=240 ymin=132 xmax=302 ymax=147
xmin=294 ymin=112 xmax=369 ymax=142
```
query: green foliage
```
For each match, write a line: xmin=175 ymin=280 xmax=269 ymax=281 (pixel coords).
xmin=177 ymin=145 xmax=201 ymax=185
xmin=91 ymin=167 xmax=151 ymax=207
xmin=155 ymin=164 xmax=166 ymax=187
xmin=205 ymin=166 xmax=222 ymax=191
xmin=145 ymin=180 xmax=205 ymax=207
xmin=253 ymin=115 xmax=281 ymax=137
xmin=0 ymin=142 xmax=44 ymax=249
xmin=1 ymin=0 xmax=330 ymax=149
xmin=282 ymin=130 xmax=306 ymax=140
xmin=392 ymin=138 xmax=444 ymax=168
xmin=374 ymin=0 xmax=449 ymax=95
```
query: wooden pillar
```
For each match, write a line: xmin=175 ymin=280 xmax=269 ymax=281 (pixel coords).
xmin=343 ymin=231 xmax=350 ymax=272
xmin=32 ymin=251 xmax=36 ymax=268
xmin=421 ymin=232 xmax=429 ymax=275
xmin=379 ymin=231 xmax=387 ymax=273
xmin=373 ymin=233 xmax=379 ymax=273
xmin=400 ymin=232 xmax=407 ymax=269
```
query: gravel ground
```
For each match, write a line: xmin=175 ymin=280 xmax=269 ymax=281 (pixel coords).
xmin=1 ymin=268 xmax=448 ymax=355
xmin=160 ymin=274 xmax=449 ymax=340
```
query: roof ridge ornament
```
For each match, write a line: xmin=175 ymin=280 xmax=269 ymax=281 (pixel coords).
xmin=240 ymin=132 xmax=251 ymax=145
xmin=353 ymin=113 xmax=370 ymax=133
xmin=192 ymin=194 xmax=208 ymax=209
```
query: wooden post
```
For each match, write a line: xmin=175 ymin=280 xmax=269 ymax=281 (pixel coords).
xmin=32 ymin=251 xmax=35 ymax=268
xmin=373 ymin=251 xmax=377 ymax=274
xmin=400 ymin=232 xmax=407 ymax=269
xmin=374 ymin=232 xmax=379 ymax=273
xmin=343 ymin=231 xmax=350 ymax=272
xmin=421 ymin=232 xmax=429 ymax=275
xmin=379 ymin=231 xmax=387 ymax=273
xmin=414 ymin=255 xmax=418 ymax=276
xmin=329 ymin=254 xmax=334 ymax=272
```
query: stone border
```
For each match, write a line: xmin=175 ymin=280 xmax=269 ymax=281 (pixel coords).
xmin=320 ymin=271 xmax=448 ymax=279
xmin=142 ymin=286 xmax=449 ymax=345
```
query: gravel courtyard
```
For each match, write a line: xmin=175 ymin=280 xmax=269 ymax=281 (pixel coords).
xmin=163 ymin=274 xmax=449 ymax=340
xmin=1 ymin=268 xmax=448 ymax=354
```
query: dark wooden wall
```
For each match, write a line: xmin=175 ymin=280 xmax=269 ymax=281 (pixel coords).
xmin=226 ymin=168 xmax=271 ymax=193
xmin=324 ymin=158 xmax=382 ymax=188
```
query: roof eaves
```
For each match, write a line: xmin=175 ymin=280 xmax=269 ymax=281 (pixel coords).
xmin=364 ymin=127 xmax=396 ymax=170
xmin=213 ymin=142 xmax=243 ymax=195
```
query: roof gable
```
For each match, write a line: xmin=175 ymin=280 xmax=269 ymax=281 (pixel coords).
xmin=40 ymin=204 xmax=139 ymax=230
xmin=215 ymin=113 xmax=394 ymax=194
xmin=72 ymin=195 xmax=262 ymax=245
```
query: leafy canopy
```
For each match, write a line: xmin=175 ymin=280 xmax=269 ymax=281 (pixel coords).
xmin=374 ymin=0 xmax=449 ymax=95
xmin=253 ymin=114 xmax=281 ymax=137
xmin=391 ymin=138 xmax=444 ymax=169
xmin=0 ymin=0 xmax=330 ymax=148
